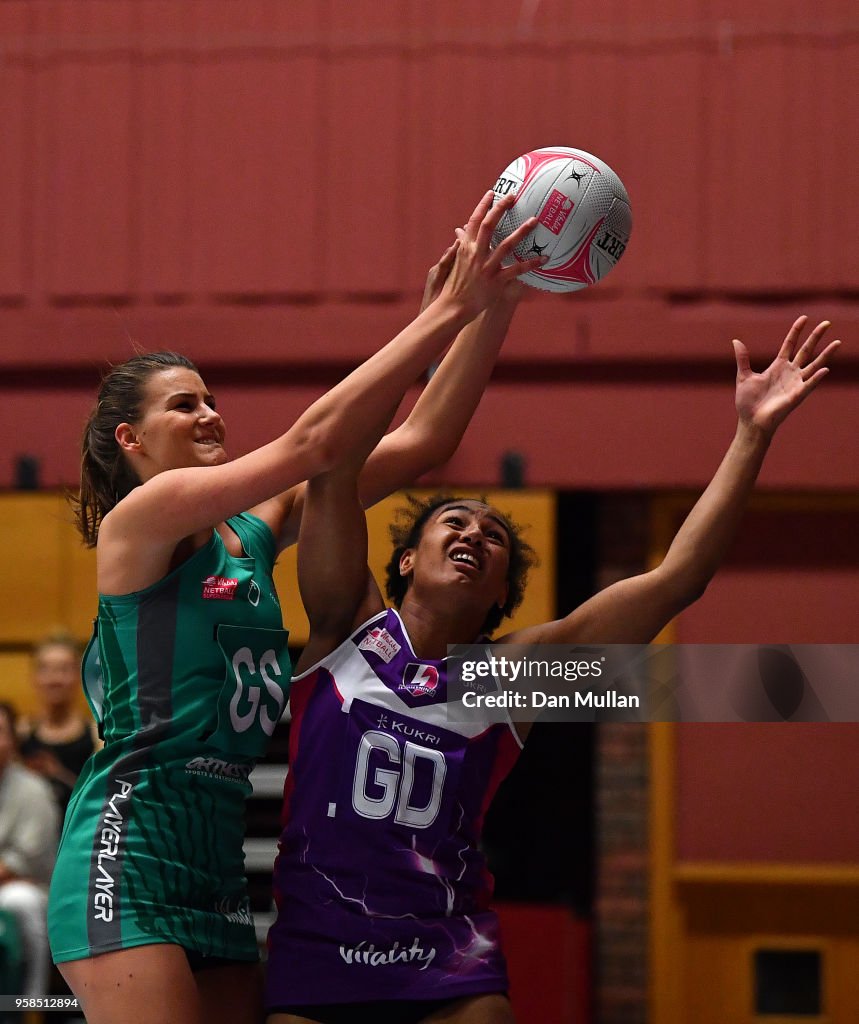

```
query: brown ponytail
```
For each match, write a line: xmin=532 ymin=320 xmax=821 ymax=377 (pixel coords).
xmin=71 ymin=352 xmax=199 ymax=546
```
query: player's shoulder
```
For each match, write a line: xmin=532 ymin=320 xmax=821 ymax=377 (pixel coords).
xmin=294 ymin=606 xmax=391 ymax=680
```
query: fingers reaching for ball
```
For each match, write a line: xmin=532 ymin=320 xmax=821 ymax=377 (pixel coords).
xmin=772 ymin=316 xmax=841 ymax=386
xmin=459 ymin=191 xmax=498 ymax=247
xmin=457 ymin=190 xmax=546 ymax=281
xmin=442 ymin=194 xmax=545 ymax=317
xmin=455 ymin=191 xmax=534 ymax=258
xmin=490 ymin=215 xmax=544 ymax=279
xmin=461 ymin=193 xmax=544 ymax=271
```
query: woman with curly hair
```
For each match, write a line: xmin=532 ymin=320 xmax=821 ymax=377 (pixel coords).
xmin=265 ymin=316 xmax=839 ymax=1024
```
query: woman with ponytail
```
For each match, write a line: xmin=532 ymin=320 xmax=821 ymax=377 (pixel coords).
xmin=47 ymin=194 xmax=545 ymax=1024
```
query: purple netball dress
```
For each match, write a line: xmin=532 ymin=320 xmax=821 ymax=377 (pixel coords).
xmin=265 ymin=608 xmax=522 ymax=1009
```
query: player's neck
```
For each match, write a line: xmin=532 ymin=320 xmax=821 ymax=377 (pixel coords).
xmin=399 ymin=597 xmax=484 ymax=660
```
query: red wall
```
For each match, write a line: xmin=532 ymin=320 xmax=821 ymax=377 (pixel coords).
xmin=673 ymin=507 xmax=859 ymax=864
xmin=498 ymin=905 xmax=590 ymax=1024
xmin=1 ymin=2 xmax=857 ymax=489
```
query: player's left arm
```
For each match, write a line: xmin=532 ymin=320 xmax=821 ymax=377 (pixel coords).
xmin=261 ymin=274 xmax=527 ymax=553
xmin=499 ymin=317 xmax=841 ymax=649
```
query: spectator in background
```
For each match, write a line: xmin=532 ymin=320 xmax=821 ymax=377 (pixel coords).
xmin=19 ymin=634 xmax=100 ymax=815
xmin=0 ymin=701 xmax=59 ymax=997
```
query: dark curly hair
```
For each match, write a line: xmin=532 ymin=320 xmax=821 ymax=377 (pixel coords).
xmin=71 ymin=352 xmax=200 ymax=547
xmin=384 ymin=494 xmax=538 ymax=636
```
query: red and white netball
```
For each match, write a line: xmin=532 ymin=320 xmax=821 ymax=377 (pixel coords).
xmin=491 ymin=146 xmax=632 ymax=292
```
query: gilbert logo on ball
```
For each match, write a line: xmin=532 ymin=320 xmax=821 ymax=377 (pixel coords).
xmin=491 ymin=147 xmax=632 ymax=292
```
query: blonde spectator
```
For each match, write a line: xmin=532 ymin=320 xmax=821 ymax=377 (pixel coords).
xmin=18 ymin=634 xmax=100 ymax=814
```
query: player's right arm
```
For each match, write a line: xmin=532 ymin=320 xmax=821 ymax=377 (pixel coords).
xmin=100 ymin=195 xmax=542 ymax=558
xmin=268 ymin=278 xmax=526 ymax=552
xmin=292 ymin=404 xmax=395 ymax=673
xmin=293 ymin=466 xmax=387 ymax=675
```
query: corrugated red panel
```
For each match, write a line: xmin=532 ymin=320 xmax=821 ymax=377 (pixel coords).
xmin=41 ymin=1 xmax=134 ymax=298
xmin=623 ymin=0 xmax=709 ymax=292
xmin=554 ymin=0 xmax=629 ymax=249
xmin=0 ymin=387 xmax=94 ymax=485
xmin=401 ymin=48 xmax=479 ymax=290
xmin=2 ymin=371 xmax=855 ymax=491
xmin=405 ymin=0 xmax=529 ymax=290
xmin=819 ymin=0 xmax=859 ymax=291
xmin=1 ymin=295 xmax=855 ymax=368
xmin=437 ymin=377 xmax=859 ymax=491
xmin=677 ymin=723 xmax=859 ymax=861
xmin=0 ymin=1 xmax=856 ymax=338
xmin=779 ymin=1 xmax=819 ymax=291
xmin=0 ymin=3 xmax=31 ymax=299
xmin=702 ymin=1 xmax=794 ymax=292
xmin=554 ymin=1 xmax=634 ymax=297
xmin=188 ymin=0 xmax=326 ymax=296
xmin=676 ymin=506 xmax=859 ymax=646
xmin=321 ymin=1 xmax=410 ymax=293
xmin=136 ymin=1 xmax=195 ymax=297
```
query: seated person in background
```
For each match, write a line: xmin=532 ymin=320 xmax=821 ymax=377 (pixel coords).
xmin=18 ymin=633 xmax=100 ymax=815
xmin=0 ymin=701 xmax=59 ymax=997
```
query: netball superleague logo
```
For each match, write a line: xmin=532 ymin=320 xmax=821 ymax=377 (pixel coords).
xmin=400 ymin=663 xmax=440 ymax=698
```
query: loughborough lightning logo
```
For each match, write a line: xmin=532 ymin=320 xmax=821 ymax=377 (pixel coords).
xmin=400 ymin=663 xmax=440 ymax=698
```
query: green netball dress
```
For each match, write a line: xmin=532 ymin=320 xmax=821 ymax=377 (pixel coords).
xmin=48 ymin=513 xmax=290 ymax=964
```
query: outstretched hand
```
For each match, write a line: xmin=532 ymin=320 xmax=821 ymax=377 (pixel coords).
xmin=734 ymin=316 xmax=841 ymax=437
xmin=421 ymin=238 xmax=527 ymax=315
xmin=439 ymin=191 xmax=544 ymax=319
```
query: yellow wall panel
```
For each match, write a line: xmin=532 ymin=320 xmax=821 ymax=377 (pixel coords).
xmin=0 ymin=652 xmax=39 ymax=718
xmin=60 ymin=527 xmax=98 ymax=641
xmin=0 ymin=494 xmax=68 ymax=643
xmin=0 ymin=494 xmax=95 ymax=645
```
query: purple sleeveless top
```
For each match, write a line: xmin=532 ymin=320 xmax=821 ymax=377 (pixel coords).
xmin=265 ymin=608 xmax=522 ymax=1008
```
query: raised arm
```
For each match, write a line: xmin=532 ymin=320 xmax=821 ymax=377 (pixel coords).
xmin=502 ymin=317 xmax=841 ymax=647
xmin=293 ymin=429 xmax=391 ymax=675
xmin=104 ymin=193 xmax=542 ymax=550
xmin=292 ymin=267 xmax=525 ymax=667
xmin=356 ymin=280 xmax=525 ymax=507
xmin=265 ymin=252 xmax=527 ymax=551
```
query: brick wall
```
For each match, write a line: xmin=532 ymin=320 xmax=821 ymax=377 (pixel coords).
xmin=594 ymin=497 xmax=650 ymax=1024
xmin=596 ymin=723 xmax=649 ymax=1023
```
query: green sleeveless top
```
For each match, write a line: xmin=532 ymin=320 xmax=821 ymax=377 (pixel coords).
xmin=49 ymin=512 xmax=291 ymax=964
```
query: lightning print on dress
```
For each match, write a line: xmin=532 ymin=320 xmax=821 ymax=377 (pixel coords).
xmin=302 ymin=827 xmax=421 ymax=922
xmin=265 ymin=608 xmax=521 ymax=1007
xmin=302 ymin=811 xmax=502 ymax=979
